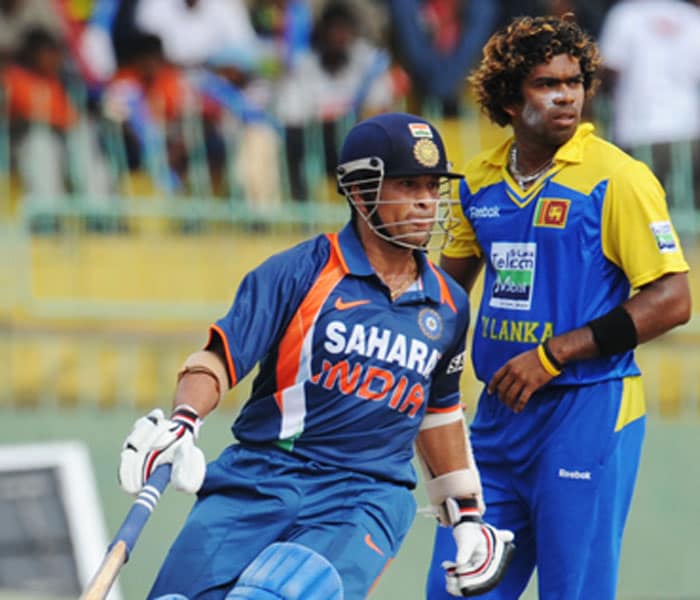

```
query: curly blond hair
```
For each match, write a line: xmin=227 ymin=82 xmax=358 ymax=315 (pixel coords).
xmin=469 ymin=14 xmax=601 ymax=127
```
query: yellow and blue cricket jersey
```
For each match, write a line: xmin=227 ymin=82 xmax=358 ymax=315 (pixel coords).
xmin=210 ymin=222 xmax=469 ymax=488
xmin=427 ymin=124 xmax=691 ymax=600
xmin=445 ymin=123 xmax=689 ymax=386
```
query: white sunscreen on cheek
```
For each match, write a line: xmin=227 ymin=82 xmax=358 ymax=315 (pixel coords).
xmin=522 ymin=91 xmax=562 ymax=128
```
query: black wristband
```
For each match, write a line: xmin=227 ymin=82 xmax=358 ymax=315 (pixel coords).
xmin=587 ymin=305 xmax=638 ymax=357
xmin=542 ymin=338 xmax=565 ymax=370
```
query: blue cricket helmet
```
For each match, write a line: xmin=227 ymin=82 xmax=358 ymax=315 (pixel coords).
xmin=336 ymin=112 xmax=463 ymax=251
xmin=337 ymin=112 xmax=463 ymax=180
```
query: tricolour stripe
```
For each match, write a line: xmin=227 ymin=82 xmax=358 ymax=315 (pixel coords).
xmin=274 ymin=234 xmax=347 ymax=439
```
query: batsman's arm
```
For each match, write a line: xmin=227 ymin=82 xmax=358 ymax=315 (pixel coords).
xmin=416 ymin=414 xmax=514 ymax=597
xmin=118 ymin=346 xmax=230 ymax=496
xmin=174 ymin=338 xmax=231 ymax=417
xmin=415 ymin=413 xmax=483 ymax=519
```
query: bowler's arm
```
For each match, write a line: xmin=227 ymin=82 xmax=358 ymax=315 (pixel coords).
xmin=547 ymin=271 xmax=691 ymax=364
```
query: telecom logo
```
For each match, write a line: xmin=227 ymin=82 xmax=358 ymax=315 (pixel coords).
xmin=469 ymin=206 xmax=500 ymax=219
xmin=489 ymin=242 xmax=536 ymax=310
xmin=650 ymin=221 xmax=678 ymax=253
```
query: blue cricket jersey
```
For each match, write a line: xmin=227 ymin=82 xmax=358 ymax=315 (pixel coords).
xmin=210 ymin=222 xmax=469 ymax=487
xmin=445 ymin=124 xmax=689 ymax=386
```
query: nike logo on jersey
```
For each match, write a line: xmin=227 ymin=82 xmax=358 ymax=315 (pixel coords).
xmin=335 ymin=297 xmax=370 ymax=310
xmin=364 ymin=533 xmax=385 ymax=556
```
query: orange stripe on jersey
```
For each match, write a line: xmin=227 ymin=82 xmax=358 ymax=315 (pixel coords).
xmin=275 ymin=234 xmax=348 ymax=396
xmin=328 ymin=232 xmax=350 ymax=273
xmin=208 ymin=323 xmax=238 ymax=387
xmin=427 ymin=262 xmax=457 ymax=313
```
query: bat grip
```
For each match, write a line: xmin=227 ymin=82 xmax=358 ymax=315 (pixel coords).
xmin=109 ymin=463 xmax=172 ymax=562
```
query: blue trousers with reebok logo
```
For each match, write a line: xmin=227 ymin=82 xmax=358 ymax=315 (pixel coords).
xmin=427 ymin=378 xmax=645 ymax=600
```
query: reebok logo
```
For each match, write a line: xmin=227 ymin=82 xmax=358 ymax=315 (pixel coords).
xmin=335 ymin=298 xmax=370 ymax=311
xmin=558 ymin=468 xmax=591 ymax=480
xmin=469 ymin=206 xmax=500 ymax=219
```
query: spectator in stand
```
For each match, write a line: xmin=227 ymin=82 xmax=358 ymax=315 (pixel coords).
xmin=598 ymin=0 xmax=700 ymax=206
xmin=101 ymin=32 xmax=224 ymax=193
xmin=0 ymin=0 xmax=66 ymax=61
xmin=248 ymin=0 xmax=313 ymax=72
xmin=538 ymin=0 xmax=614 ymax=36
xmin=275 ymin=1 xmax=408 ymax=201
xmin=192 ymin=45 xmax=283 ymax=206
xmin=133 ymin=0 xmax=261 ymax=69
xmin=74 ymin=0 xmax=121 ymax=88
xmin=388 ymin=0 xmax=498 ymax=116
xmin=306 ymin=0 xmax=389 ymax=48
xmin=2 ymin=27 xmax=77 ymax=198
xmin=495 ymin=1 xmax=614 ymax=36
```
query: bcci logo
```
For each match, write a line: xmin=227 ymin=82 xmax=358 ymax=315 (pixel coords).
xmin=489 ymin=242 xmax=536 ymax=311
xmin=413 ymin=139 xmax=440 ymax=167
xmin=418 ymin=308 xmax=443 ymax=340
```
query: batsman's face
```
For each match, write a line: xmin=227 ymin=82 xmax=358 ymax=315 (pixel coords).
xmin=511 ymin=53 xmax=585 ymax=147
xmin=375 ymin=175 xmax=441 ymax=248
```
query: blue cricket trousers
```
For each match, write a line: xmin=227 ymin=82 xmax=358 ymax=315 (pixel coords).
xmin=148 ymin=444 xmax=416 ymax=600
xmin=427 ymin=377 xmax=645 ymax=600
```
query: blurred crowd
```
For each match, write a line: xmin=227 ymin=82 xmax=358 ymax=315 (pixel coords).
xmin=0 ymin=0 xmax=698 ymax=209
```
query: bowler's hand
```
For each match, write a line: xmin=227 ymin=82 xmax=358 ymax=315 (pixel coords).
xmin=487 ymin=349 xmax=553 ymax=413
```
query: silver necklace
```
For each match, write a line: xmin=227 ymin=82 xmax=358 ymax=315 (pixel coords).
xmin=509 ymin=145 xmax=553 ymax=188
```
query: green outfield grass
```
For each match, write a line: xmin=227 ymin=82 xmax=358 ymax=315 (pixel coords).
xmin=0 ymin=407 xmax=698 ymax=600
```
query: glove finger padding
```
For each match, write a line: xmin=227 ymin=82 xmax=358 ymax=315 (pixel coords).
xmin=447 ymin=524 xmax=515 ymax=596
xmin=171 ymin=437 xmax=206 ymax=494
xmin=444 ymin=498 xmax=515 ymax=597
xmin=118 ymin=406 xmax=205 ymax=495
xmin=119 ymin=409 xmax=169 ymax=494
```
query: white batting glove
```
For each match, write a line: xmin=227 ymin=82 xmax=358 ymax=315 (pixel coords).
xmin=443 ymin=497 xmax=515 ymax=597
xmin=118 ymin=406 xmax=206 ymax=495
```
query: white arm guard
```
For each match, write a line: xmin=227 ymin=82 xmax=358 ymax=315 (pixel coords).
xmin=418 ymin=411 xmax=485 ymax=524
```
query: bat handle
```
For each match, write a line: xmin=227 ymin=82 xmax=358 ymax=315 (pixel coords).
xmin=111 ymin=463 xmax=172 ymax=559
xmin=80 ymin=464 xmax=172 ymax=600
